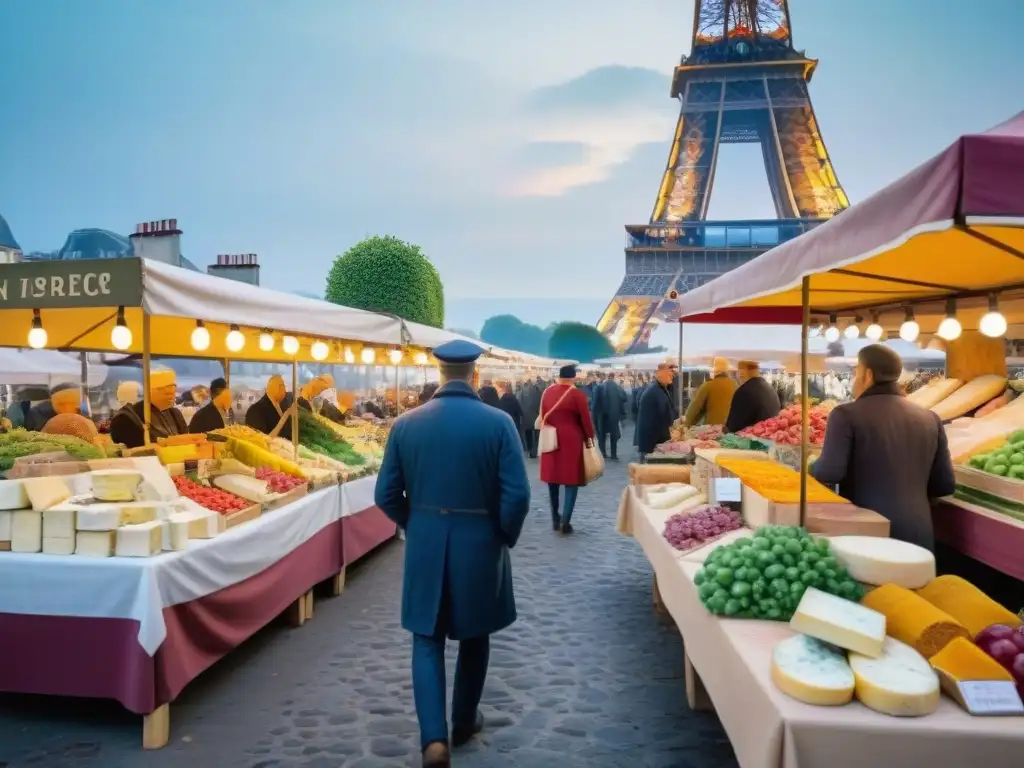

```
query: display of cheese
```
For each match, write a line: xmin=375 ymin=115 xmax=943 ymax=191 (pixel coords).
xmin=827 ymin=536 xmax=935 ymax=589
xmin=644 ymin=484 xmax=701 ymax=510
xmin=929 ymin=636 xmax=1014 ymax=683
xmin=21 ymin=476 xmax=71 ymax=511
xmin=42 ymin=507 xmax=76 ymax=539
xmin=770 ymin=634 xmax=855 ymax=706
xmin=948 ymin=401 xmax=1024 ymax=463
xmin=163 ymin=511 xmax=218 ymax=550
xmin=0 ymin=510 xmax=11 ymax=543
xmin=74 ymin=504 xmax=157 ymax=531
xmin=906 ymin=378 xmax=963 ymax=409
xmin=0 ymin=479 xmax=29 ymax=511
xmin=42 ymin=536 xmax=75 ymax=555
xmin=75 ymin=530 xmax=116 ymax=557
xmin=11 ymin=511 xmax=42 ymax=552
xmin=90 ymin=469 xmax=143 ymax=502
xmin=212 ymin=474 xmax=273 ymax=503
xmin=848 ymin=636 xmax=941 ymax=717
xmin=916 ymin=575 xmax=1022 ymax=636
xmin=974 ymin=390 xmax=1015 ymax=419
xmin=115 ymin=520 xmax=164 ymax=557
xmin=930 ymin=375 xmax=1008 ymax=421
xmin=789 ymin=587 xmax=886 ymax=658
xmin=860 ymin=583 xmax=969 ymax=658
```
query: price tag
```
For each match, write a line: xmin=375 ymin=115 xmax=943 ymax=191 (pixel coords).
xmin=713 ymin=477 xmax=742 ymax=504
xmin=957 ymin=681 xmax=1024 ymax=716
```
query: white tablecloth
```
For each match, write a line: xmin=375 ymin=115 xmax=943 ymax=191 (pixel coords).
xmin=0 ymin=485 xmax=343 ymax=656
xmin=340 ymin=474 xmax=377 ymax=517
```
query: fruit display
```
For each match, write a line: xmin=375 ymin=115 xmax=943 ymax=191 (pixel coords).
xmin=220 ymin=436 xmax=305 ymax=478
xmin=211 ymin=425 xmax=270 ymax=451
xmin=0 ymin=429 xmax=111 ymax=473
xmin=687 ymin=424 xmax=724 ymax=442
xmin=662 ymin=505 xmax=742 ymax=552
xmin=737 ymin=403 xmax=829 ymax=446
xmin=254 ymin=468 xmax=305 ymax=493
xmin=717 ymin=434 xmax=769 ymax=452
xmin=297 ymin=410 xmax=366 ymax=467
xmin=41 ymin=413 xmax=99 ymax=441
xmin=715 ymin=458 xmax=846 ymax=503
xmin=693 ymin=526 xmax=865 ymax=620
xmin=965 ymin=429 xmax=1024 ymax=479
xmin=974 ymin=624 xmax=1024 ymax=700
xmin=171 ymin=474 xmax=250 ymax=515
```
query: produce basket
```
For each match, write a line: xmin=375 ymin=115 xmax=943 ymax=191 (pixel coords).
xmin=953 ymin=465 xmax=1024 ymax=504
xmin=224 ymin=503 xmax=262 ymax=529
xmin=261 ymin=483 xmax=309 ymax=512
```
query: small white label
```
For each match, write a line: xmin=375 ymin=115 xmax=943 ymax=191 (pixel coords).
xmin=713 ymin=477 xmax=742 ymax=504
xmin=958 ymin=681 xmax=1024 ymax=716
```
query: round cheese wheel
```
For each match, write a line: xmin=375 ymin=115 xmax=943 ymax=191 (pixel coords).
xmin=827 ymin=536 xmax=935 ymax=589
xmin=848 ymin=636 xmax=940 ymax=717
xmin=771 ymin=634 xmax=855 ymax=706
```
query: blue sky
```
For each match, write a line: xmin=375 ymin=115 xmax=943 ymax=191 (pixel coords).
xmin=1 ymin=0 xmax=1022 ymax=337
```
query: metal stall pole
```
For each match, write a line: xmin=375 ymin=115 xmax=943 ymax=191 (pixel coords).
xmin=142 ymin=313 xmax=152 ymax=447
xmin=677 ymin=320 xmax=684 ymax=416
xmin=79 ymin=351 xmax=90 ymax=417
xmin=799 ymin=276 xmax=811 ymax=527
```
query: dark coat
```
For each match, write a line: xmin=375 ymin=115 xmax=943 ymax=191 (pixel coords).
xmin=188 ymin=402 xmax=227 ymax=434
xmin=244 ymin=394 xmax=292 ymax=440
xmin=811 ymin=382 xmax=956 ymax=551
xmin=725 ymin=376 xmax=782 ymax=434
xmin=478 ymin=385 xmax=500 ymax=408
xmin=25 ymin=401 xmax=57 ymax=432
xmin=539 ymin=384 xmax=596 ymax=486
xmin=374 ymin=381 xmax=530 ymax=640
xmin=636 ymin=382 xmax=676 ymax=454
xmin=498 ymin=392 xmax=524 ymax=432
xmin=519 ymin=382 xmax=542 ymax=428
xmin=109 ymin=402 xmax=188 ymax=449
xmin=594 ymin=380 xmax=628 ymax=441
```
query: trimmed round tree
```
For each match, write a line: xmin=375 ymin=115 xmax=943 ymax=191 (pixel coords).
xmin=547 ymin=321 xmax=614 ymax=363
xmin=325 ymin=235 xmax=444 ymax=328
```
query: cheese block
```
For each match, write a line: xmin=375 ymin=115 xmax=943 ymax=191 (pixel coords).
xmin=212 ymin=474 xmax=271 ymax=503
xmin=931 ymin=375 xmax=1008 ymax=422
xmin=90 ymin=469 xmax=142 ymax=502
xmin=120 ymin=505 xmax=160 ymax=525
xmin=681 ymin=528 xmax=753 ymax=563
xmin=770 ymin=634 xmax=855 ymax=706
xmin=827 ymin=536 xmax=935 ymax=589
xmin=42 ymin=536 xmax=75 ymax=555
xmin=790 ymin=586 xmax=886 ymax=658
xmin=0 ymin=479 xmax=29 ymax=511
xmin=11 ymin=511 xmax=42 ymax=552
xmin=74 ymin=504 xmax=157 ymax=531
xmin=906 ymin=378 xmax=963 ymax=409
xmin=848 ymin=636 xmax=940 ymax=717
xmin=0 ymin=510 xmax=12 ymax=542
xmin=115 ymin=520 xmax=164 ymax=557
xmin=21 ymin=477 xmax=71 ymax=511
xmin=645 ymin=485 xmax=700 ymax=510
xmin=75 ymin=530 xmax=116 ymax=557
xmin=805 ymin=504 xmax=890 ymax=538
xmin=163 ymin=511 xmax=214 ymax=550
xmin=42 ymin=507 xmax=76 ymax=539
xmin=930 ymin=636 xmax=1014 ymax=683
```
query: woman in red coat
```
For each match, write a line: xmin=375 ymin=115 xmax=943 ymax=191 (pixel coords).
xmin=539 ymin=365 xmax=596 ymax=535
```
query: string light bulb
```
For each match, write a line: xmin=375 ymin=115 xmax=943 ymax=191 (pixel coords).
xmin=191 ymin=320 xmax=211 ymax=351
xmin=361 ymin=347 xmax=377 ymax=365
xmin=282 ymin=336 xmax=300 ymax=356
xmin=864 ymin=312 xmax=884 ymax=342
xmin=844 ymin=316 xmax=863 ymax=340
xmin=823 ymin=314 xmax=840 ymax=343
xmin=259 ymin=329 xmax=275 ymax=352
xmin=936 ymin=298 xmax=962 ymax=341
xmin=979 ymin=293 xmax=1008 ymax=338
xmin=110 ymin=306 xmax=132 ymax=350
xmin=388 ymin=348 xmax=404 ymax=365
xmin=343 ymin=346 xmax=355 ymax=364
xmin=413 ymin=351 xmax=429 ymax=366
xmin=226 ymin=325 xmax=245 ymax=353
xmin=27 ymin=309 xmax=48 ymax=349
xmin=898 ymin=308 xmax=920 ymax=343
xmin=310 ymin=340 xmax=329 ymax=361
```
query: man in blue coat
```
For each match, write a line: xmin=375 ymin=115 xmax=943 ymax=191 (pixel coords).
xmin=375 ymin=339 xmax=531 ymax=767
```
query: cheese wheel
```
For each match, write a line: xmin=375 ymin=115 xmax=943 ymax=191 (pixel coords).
xmin=828 ymin=536 xmax=935 ymax=589
xmin=848 ymin=636 xmax=940 ymax=717
xmin=790 ymin=587 xmax=887 ymax=658
xmin=0 ymin=479 xmax=29 ymax=511
xmin=771 ymin=634 xmax=855 ymax=706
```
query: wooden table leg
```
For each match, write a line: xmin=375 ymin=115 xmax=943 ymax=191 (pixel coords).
xmin=330 ymin=567 xmax=346 ymax=596
xmin=286 ymin=592 xmax=307 ymax=627
xmin=684 ymin=650 xmax=713 ymax=712
xmin=652 ymin=574 xmax=669 ymax=619
xmin=143 ymin=703 xmax=170 ymax=749
xmin=304 ymin=589 xmax=314 ymax=620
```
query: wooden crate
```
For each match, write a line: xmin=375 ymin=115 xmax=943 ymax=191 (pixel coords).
xmin=224 ymin=503 xmax=262 ymax=529
xmin=262 ymin=483 xmax=309 ymax=512
xmin=691 ymin=449 xmax=772 ymax=494
xmin=805 ymin=503 xmax=890 ymax=537
xmin=739 ymin=487 xmax=801 ymax=529
xmin=954 ymin=465 xmax=1024 ymax=504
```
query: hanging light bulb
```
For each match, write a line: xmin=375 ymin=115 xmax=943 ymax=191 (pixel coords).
xmin=282 ymin=335 xmax=300 ymax=356
xmin=936 ymin=298 xmax=962 ymax=341
xmin=844 ymin=316 xmax=863 ymax=340
xmin=388 ymin=348 xmax=404 ymax=365
xmin=259 ymin=329 xmax=274 ymax=352
xmin=191 ymin=320 xmax=211 ymax=351
xmin=27 ymin=309 xmax=48 ymax=349
xmin=979 ymin=293 xmax=1008 ymax=338
xmin=361 ymin=347 xmax=377 ymax=364
xmin=226 ymin=325 xmax=246 ymax=353
xmin=898 ymin=308 xmax=920 ymax=343
xmin=823 ymin=314 xmax=840 ymax=343
xmin=864 ymin=312 xmax=884 ymax=342
xmin=413 ymin=351 xmax=429 ymax=366
xmin=310 ymin=340 xmax=329 ymax=361
xmin=343 ymin=346 xmax=355 ymax=364
xmin=110 ymin=306 xmax=133 ymax=350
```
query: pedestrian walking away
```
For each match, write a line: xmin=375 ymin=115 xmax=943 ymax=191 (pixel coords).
xmin=595 ymin=372 xmax=628 ymax=460
xmin=518 ymin=377 xmax=543 ymax=458
xmin=375 ymin=339 xmax=531 ymax=767
xmin=539 ymin=364 xmax=596 ymax=535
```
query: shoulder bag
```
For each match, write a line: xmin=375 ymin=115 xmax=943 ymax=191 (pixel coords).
xmin=536 ymin=386 xmax=574 ymax=454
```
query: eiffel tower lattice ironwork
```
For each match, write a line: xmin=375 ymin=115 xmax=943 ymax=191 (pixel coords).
xmin=597 ymin=0 xmax=849 ymax=354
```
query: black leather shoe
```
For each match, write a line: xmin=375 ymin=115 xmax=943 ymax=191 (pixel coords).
xmin=560 ymin=522 xmax=574 ymax=535
xmin=551 ymin=512 xmax=561 ymax=531
xmin=452 ymin=711 xmax=484 ymax=747
xmin=422 ymin=740 xmax=451 ymax=766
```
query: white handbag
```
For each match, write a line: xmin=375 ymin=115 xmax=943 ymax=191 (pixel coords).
xmin=536 ymin=387 xmax=573 ymax=454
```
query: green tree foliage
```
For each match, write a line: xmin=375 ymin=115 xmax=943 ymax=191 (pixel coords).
xmin=547 ymin=321 xmax=615 ymax=363
xmin=325 ymin=235 xmax=444 ymax=328
xmin=480 ymin=315 xmax=551 ymax=356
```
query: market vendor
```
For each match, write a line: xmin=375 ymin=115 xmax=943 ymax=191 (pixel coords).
xmin=244 ymin=374 xmax=293 ymax=440
xmin=189 ymin=378 xmax=231 ymax=433
xmin=25 ymin=383 xmax=81 ymax=431
xmin=724 ymin=360 xmax=781 ymax=434
xmin=109 ymin=369 xmax=188 ymax=448
xmin=684 ymin=357 xmax=737 ymax=427
xmin=810 ymin=344 xmax=955 ymax=550
xmin=297 ymin=376 xmax=328 ymax=412
xmin=315 ymin=381 xmax=347 ymax=423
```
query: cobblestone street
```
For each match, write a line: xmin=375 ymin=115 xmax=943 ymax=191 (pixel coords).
xmin=0 ymin=443 xmax=739 ymax=768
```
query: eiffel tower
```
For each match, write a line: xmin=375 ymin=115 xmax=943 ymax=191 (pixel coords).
xmin=597 ymin=0 xmax=849 ymax=353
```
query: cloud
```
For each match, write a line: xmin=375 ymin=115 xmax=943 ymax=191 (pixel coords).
xmin=526 ymin=66 xmax=671 ymax=112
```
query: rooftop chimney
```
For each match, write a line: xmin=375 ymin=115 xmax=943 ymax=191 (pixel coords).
xmin=207 ymin=253 xmax=261 ymax=287
xmin=129 ymin=218 xmax=183 ymax=267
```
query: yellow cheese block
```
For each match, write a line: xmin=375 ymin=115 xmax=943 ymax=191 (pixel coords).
xmin=930 ymin=636 xmax=1014 ymax=683
xmin=771 ymin=634 xmax=855 ymax=706
xmin=21 ymin=477 xmax=71 ymax=511
xmin=848 ymin=636 xmax=940 ymax=717
xmin=907 ymin=378 xmax=963 ymax=409
xmin=930 ymin=375 xmax=1008 ymax=421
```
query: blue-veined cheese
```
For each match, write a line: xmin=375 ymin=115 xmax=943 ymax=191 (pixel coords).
xmin=790 ymin=586 xmax=886 ymax=658
xmin=848 ymin=636 xmax=940 ymax=717
xmin=771 ymin=634 xmax=855 ymax=706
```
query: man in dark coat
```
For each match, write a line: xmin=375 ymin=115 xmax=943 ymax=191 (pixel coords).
xmin=110 ymin=369 xmax=187 ymax=448
xmin=375 ymin=340 xmax=530 ymax=766
xmin=518 ymin=378 xmax=542 ymax=458
xmin=595 ymin=373 xmax=628 ymax=459
xmin=635 ymin=364 xmax=677 ymax=460
xmin=497 ymin=381 xmax=524 ymax=441
xmin=811 ymin=344 xmax=955 ymax=551
xmin=189 ymin=378 xmax=231 ymax=433
xmin=244 ymin=375 xmax=293 ymax=440
xmin=725 ymin=361 xmax=782 ymax=434
xmin=477 ymin=380 xmax=500 ymax=408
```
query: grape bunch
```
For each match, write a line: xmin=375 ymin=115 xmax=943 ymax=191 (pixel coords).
xmin=662 ymin=505 xmax=742 ymax=552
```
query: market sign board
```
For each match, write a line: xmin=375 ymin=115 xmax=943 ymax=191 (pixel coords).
xmin=0 ymin=258 xmax=143 ymax=310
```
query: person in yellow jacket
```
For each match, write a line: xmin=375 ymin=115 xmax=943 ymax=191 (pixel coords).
xmin=684 ymin=357 xmax=737 ymax=427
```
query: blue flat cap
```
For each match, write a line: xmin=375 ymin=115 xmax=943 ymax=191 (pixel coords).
xmin=434 ymin=339 xmax=484 ymax=364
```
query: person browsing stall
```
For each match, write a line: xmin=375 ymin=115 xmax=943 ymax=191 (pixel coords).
xmin=188 ymin=378 xmax=232 ymax=433
xmin=635 ymin=363 xmax=678 ymax=461
xmin=375 ymin=340 xmax=530 ymax=767
xmin=725 ymin=360 xmax=781 ymax=433
xmin=811 ymin=344 xmax=955 ymax=550
xmin=684 ymin=357 xmax=737 ymax=427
